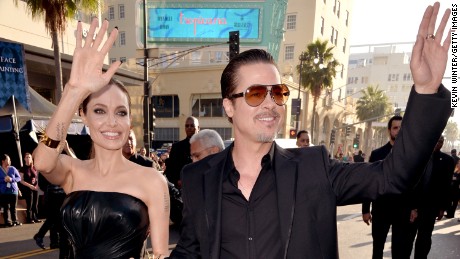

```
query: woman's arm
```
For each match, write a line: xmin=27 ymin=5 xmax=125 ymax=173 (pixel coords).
xmin=33 ymin=18 xmax=119 ymax=185
xmin=147 ymin=171 xmax=170 ymax=258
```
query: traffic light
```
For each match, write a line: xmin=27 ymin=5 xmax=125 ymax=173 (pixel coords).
xmin=353 ymin=137 xmax=359 ymax=149
xmin=229 ymin=31 xmax=240 ymax=60
xmin=289 ymin=129 xmax=297 ymax=139
xmin=149 ymin=102 xmax=156 ymax=132
xmin=330 ymin=129 xmax=336 ymax=144
xmin=345 ymin=126 xmax=351 ymax=137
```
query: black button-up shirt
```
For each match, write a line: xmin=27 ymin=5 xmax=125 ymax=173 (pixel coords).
xmin=220 ymin=144 xmax=282 ymax=259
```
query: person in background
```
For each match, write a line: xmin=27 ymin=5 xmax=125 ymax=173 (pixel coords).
xmin=32 ymin=18 xmax=169 ymax=258
xmin=449 ymin=159 xmax=460 ymax=221
xmin=164 ymin=116 xmax=199 ymax=188
xmin=122 ymin=130 xmax=155 ymax=168
xmin=139 ymin=147 xmax=147 ymax=157
xmin=296 ymin=130 xmax=311 ymax=148
xmin=0 ymin=154 xmax=22 ymax=227
xmin=450 ymin=149 xmax=459 ymax=165
xmin=33 ymin=141 xmax=75 ymax=258
xmin=362 ymin=116 xmax=411 ymax=259
xmin=353 ymin=150 xmax=365 ymax=163
xmin=189 ymin=129 xmax=225 ymax=162
xmin=19 ymin=152 xmax=41 ymax=224
xmin=407 ymin=135 xmax=455 ymax=258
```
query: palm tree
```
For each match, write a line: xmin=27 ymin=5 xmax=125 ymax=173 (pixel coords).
xmin=444 ymin=121 xmax=459 ymax=150
xmin=14 ymin=0 xmax=100 ymax=104
xmin=355 ymin=85 xmax=391 ymax=154
xmin=297 ymin=39 xmax=340 ymax=142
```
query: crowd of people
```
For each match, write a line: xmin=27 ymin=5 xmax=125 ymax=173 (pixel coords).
xmin=0 ymin=2 xmax=458 ymax=259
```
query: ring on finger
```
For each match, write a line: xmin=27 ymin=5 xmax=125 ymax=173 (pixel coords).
xmin=426 ymin=34 xmax=435 ymax=40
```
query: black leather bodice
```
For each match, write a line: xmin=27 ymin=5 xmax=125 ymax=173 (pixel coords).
xmin=61 ymin=191 xmax=149 ymax=259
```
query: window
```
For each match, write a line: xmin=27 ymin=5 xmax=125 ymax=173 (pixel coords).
xmin=120 ymin=57 xmax=126 ymax=63
xmin=108 ymin=6 xmax=115 ymax=20
xmin=340 ymin=65 xmax=344 ymax=78
xmin=334 ymin=29 xmax=338 ymax=45
xmin=206 ymin=128 xmax=233 ymax=141
xmin=118 ymin=4 xmax=125 ymax=19
xmin=388 ymin=73 xmax=399 ymax=81
xmin=361 ymin=77 xmax=368 ymax=84
xmin=403 ymin=73 xmax=412 ymax=81
xmin=286 ymin=14 xmax=297 ymax=30
xmin=110 ymin=58 xmax=117 ymax=64
xmin=284 ymin=45 xmax=295 ymax=60
xmin=337 ymin=1 xmax=341 ymax=18
xmin=191 ymin=94 xmax=224 ymax=118
xmin=119 ymin=31 xmax=126 ymax=46
xmin=321 ymin=17 xmax=325 ymax=35
xmin=152 ymin=95 xmax=180 ymax=118
xmin=155 ymin=128 xmax=180 ymax=142
xmin=343 ymin=38 xmax=347 ymax=53
xmin=333 ymin=0 xmax=337 ymax=13
xmin=345 ymin=11 xmax=349 ymax=26
xmin=330 ymin=26 xmax=335 ymax=44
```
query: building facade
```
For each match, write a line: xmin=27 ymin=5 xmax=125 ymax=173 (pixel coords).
xmin=103 ymin=0 xmax=357 ymax=154
xmin=278 ymin=0 xmax=357 ymax=155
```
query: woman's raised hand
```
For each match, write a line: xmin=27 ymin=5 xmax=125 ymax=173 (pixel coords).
xmin=67 ymin=18 xmax=120 ymax=95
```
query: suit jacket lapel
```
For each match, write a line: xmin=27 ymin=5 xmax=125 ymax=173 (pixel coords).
xmin=274 ymin=145 xmax=298 ymax=258
xmin=203 ymin=148 xmax=228 ymax=259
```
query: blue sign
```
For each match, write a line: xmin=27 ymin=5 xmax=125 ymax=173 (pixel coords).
xmin=148 ymin=8 xmax=260 ymax=41
xmin=0 ymin=41 xmax=30 ymax=111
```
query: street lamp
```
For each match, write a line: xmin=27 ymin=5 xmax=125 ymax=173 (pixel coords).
xmin=142 ymin=0 xmax=151 ymax=151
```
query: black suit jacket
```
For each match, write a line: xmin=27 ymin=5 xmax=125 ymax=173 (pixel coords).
xmin=170 ymin=86 xmax=452 ymax=259
xmin=414 ymin=151 xmax=455 ymax=210
xmin=165 ymin=138 xmax=192 ymax=186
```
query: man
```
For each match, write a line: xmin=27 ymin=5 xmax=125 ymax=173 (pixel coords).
xmin=361 ymin=115 xmax=413 ymax=258
xmin=189 ymin=129 xmax=225 ymax=162
xmin=139 ymin=147 xmax=147 ymax=157
xmin=450 ymin=149 xmax=459 ymax=165
xmin=408 ymin=136 xmax=455 ymax=258
xmin=122 ymin=130 xmax=154 ymax=167
xmin=169 ymin=4 xmax=452 ymax=258
xmin=295 ymin=130 xmax=310 ymax=148
xmin=164 ymin=116 xmax=199 ymax=187
xmin=353 ymin=150 xmax=365 ymax=163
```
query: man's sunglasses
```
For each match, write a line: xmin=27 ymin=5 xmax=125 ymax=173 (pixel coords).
xmin=228 ymin=84 xmax=290 ymax=107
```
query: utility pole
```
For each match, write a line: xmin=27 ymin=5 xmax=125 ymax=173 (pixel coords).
xmin=142 ymin=0 xmax=151 ymax=151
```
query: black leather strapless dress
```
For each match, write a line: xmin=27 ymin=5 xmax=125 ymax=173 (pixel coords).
xmin=61 ymin=191 xmax=150 ymax=259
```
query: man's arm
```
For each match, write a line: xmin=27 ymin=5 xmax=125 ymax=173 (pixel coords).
xmin=361 ymin=150 xmax=378 ymax=224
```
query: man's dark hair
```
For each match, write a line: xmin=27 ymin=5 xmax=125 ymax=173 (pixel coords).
xmin=297 ymin=130 xmax=309 ymax=139
xmin=221 ymin=49 xmax=277 ymax=100
xmin=387 ymin=115 xmax=403 ymax=130
xmin=451 ymin=149 xmax=457 ymax=154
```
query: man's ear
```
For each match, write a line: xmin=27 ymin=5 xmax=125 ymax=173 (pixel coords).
xmin=223 ymin=98 xmax=234 ymax=119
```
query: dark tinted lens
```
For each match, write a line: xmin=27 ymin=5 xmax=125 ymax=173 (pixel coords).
xmin=245 ymin=85 xmax=268 ymax=106
xmin=271 ymin=84 xmax=290 ymax=105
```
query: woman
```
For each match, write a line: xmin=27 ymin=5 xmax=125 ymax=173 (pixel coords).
xmin=33 ymin=18 xmax=169 ymax=258
xmin=0 ymin=154 xmax=22 ymax=227
xmin=19 ymin=152 xmax=40 ymax=223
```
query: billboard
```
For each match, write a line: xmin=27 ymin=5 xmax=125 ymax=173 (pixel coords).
xmin=148 ymin=8 xmax=261 ymax=42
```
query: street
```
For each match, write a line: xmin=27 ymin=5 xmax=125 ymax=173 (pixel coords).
xmin=0 ymin=204 xmax=459 ymax=258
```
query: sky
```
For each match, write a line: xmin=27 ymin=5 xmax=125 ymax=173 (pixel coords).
xmin=348 ymin=0 xmax=458 ymax=124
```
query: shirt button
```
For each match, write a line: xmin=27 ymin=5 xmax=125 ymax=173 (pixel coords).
xmin=249 ymin=237 xmax=253 ymax=241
